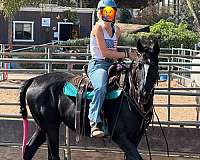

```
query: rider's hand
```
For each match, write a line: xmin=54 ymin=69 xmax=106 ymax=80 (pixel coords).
xmin=128 ymin=51 xmax=138 ymax=61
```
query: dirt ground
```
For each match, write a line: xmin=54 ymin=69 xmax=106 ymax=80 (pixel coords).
xmin=0 ymin=73 xmax=199 ymax=160
xmin=0 ymin=146 xmax=199 ymax=160
xmin=0 ymin=73 xmax=198 ymax=122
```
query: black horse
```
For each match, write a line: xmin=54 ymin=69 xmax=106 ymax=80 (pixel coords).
xmin=20 ymin=40 xmax=160 ymax=160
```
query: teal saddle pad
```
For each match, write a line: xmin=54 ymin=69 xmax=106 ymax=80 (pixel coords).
xmin=63 ymin=82 xmax=122 ymax=100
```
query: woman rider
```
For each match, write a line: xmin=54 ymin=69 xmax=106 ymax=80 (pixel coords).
xmin=88 ymin=0 xmax=138 ymax=137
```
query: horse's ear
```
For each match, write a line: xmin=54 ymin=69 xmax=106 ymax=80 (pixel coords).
xmin=137 ymin=40 xmax=144 ymax=53
xmin=153 ymin=41 xmax=160 ymax=55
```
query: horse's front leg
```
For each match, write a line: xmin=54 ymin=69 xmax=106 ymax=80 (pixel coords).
xmin=113 ymin=133 xmax=143 ymax=160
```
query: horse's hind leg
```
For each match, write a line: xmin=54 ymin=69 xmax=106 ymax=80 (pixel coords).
xmin=23 ymin=128 xmax=46 ymax=160
xmin=113 ymin=134 xmax=143 ymax=160
xmin=46 ymin=125 xmax=60 ymax=160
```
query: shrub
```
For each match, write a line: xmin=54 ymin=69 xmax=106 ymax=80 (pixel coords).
xmin=150 ymin=20 xmax=200 ymax=48
xmin=63 ymin=20 xmax=200 ymax=49
xmin=119 ymin=32 xmax=160 ymax=47
xmin=62 ymin=38 xmax=90 ymax=46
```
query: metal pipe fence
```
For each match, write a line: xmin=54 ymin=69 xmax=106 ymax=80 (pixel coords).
xmin=171 ymin=48 xmax=200 ymax=86
xmin=0 ymin=45 xmax=200 ymax=159
xmin=0 ymin=48 xmax=199 ymax=127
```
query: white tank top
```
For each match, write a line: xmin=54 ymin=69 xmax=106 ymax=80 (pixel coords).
xmin=90 ymin=21 xmax=117 ymax=59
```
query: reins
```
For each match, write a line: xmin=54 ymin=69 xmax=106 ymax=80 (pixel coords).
xmin=128 ymin=59 xmax=169 ymax=159
xmin=109 ymin=60 xmax=153 ymax=141
xmin=125 ymin=60 xmax=154 ymax=118
xmin=111 ymin=59 xmax=169 ymax=160
xmin=126 ymin=60 xmax=154 ymax=160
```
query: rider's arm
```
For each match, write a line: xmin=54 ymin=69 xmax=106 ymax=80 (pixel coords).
xmin=94 ymin=23 xmax=126 ymax=59
xmin=115 ymin=25 xmax=121 ymax=42
xmin=115 ymin=25 xmax=138 ymax=61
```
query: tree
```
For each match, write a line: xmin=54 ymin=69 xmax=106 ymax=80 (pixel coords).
xmin=0 ymin=0 xmax=48 ymax=49
xmin=185 ymin=0 xmax=200 ymax=34
xmin=0 ymin=0 xmax=48 ymax=17
xmin=0 ymin=0 xmax=76 ymax=48
xmin=50 ymin=0 xmax=76 ymax=7
xmin=163 ymin=0 xmax=200 ymax=34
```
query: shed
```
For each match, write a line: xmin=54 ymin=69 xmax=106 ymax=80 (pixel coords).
xmin=0 ymin=6 xmax=95 ymax=45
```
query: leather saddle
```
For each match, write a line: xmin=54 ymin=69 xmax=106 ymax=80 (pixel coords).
xmin=82 ymin=63 xmax=123 ymax=92
xmin=71 ymin=63 xmax=124 ymax=140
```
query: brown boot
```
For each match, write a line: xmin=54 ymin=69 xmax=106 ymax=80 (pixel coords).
xmin=90 ymin=122 xmax=105 ymax=138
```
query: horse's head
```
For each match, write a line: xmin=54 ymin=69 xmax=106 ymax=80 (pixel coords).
xmin=129 ymin=40 xmax=160 ymax=107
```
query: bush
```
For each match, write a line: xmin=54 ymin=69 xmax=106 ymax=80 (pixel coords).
xmin=62 ymin=38 xmax=90 ymax=46
xmin=119 ymin=20 xmax=200 ymax=48
xmin=119 ymin=32 xmax=137 ymax=46
xmin=119 ymin=32 xmax=161 ymax=47
xmin=64 ymin=20 xmax=200 ymax=49
xmin=150 ymin=20 xmax=200 ymax=48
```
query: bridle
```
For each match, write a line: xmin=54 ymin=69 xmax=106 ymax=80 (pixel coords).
xmin=132 ymin=57 xmax=158 ymax=107
xmin=125 ymin=53 xmax=169 ymax=159
xmin=111 ymin=50 xmax=169 ymax=159
xmin=117 ymin=53 xmax=159 ymax=118
xmin=110 ymin=55 xmax=159 ymax=148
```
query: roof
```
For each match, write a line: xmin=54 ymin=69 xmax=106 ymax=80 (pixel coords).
xmin=20 ymin=6 xmax=95 ymax=13
xmin=0 ymin=3 xmax=95 ymax=13
xmin=82 ymin=0 xmax=149 ymax=9
xmin=117 ymin=23 xmax=149 ymax=33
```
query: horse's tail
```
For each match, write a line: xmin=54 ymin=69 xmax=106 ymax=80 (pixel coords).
xmin=19 ymin=78 xmax=34 ymax=156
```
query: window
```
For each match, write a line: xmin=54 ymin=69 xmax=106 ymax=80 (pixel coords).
xmin=13 ymin=21 xmax=34 ymax=42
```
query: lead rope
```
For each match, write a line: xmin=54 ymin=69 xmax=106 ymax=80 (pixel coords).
xmin=109 ymin=92 xmax=124 ymax=143
xmin=109 ymin=66 xmax=129 ymax=143
xmin=144 ymin=129 xmax=152 ymax=160
xmin=80 ymin=82 xmax=89 ymax=137
xmin=153 ymin=107 xmax=170 ymax=157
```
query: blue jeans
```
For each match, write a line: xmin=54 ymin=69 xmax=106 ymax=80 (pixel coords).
xmin=87 ymin=59 xmax=113 ymax=123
